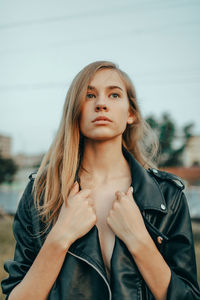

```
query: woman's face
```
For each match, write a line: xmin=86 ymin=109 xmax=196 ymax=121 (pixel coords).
xmin=79 ymin=69 xmax=134 ymax=141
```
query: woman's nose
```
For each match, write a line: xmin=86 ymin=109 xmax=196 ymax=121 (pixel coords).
xmin=95 ymin=95 xmax=108 ymax=111
xmin=95 ymin=104 xmax=108 ymax=111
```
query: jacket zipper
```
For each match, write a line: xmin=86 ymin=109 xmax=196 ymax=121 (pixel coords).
xmin=68 ymin=251 xmax=112 ymax=300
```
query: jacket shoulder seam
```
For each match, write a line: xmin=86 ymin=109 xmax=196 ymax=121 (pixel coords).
xmin=170 ymin=188 xmax=183 ymax=212
xmin=148 ymin=168 xmax=185 ymax=190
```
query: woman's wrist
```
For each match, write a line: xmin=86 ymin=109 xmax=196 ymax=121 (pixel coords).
xmin=126 ymin=228 xmax=152 ymax=256
xmin=45 ymin=228 xmax=73 ymax=254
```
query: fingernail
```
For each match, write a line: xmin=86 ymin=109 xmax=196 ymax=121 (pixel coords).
xmin=130 ymin=186 xmax=133 ymax=193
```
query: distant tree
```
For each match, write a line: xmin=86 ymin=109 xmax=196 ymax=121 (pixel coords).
xmin=183 ymin=123 xmax=194 ymax=140
xmin=146 ymin=113 xmax=194 ymax=167
xmin=0 ymin=154 xmax=18 ymax=184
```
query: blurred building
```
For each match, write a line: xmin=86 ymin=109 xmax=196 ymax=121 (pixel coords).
xmin=0 ymin=134 xmax=11 ymax=158
xmin=183 ymin=136 xmax=200 ymax=167
xmin=14 ymin=153 xmax=44 ymax=168
xmin=161 ymin=136 xmax=200 ymax=186
xmin=162 ymin=166 xmax=200 ymax=186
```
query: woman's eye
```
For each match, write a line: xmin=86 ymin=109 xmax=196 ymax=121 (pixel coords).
xmin=110 ymin=93 xmax=120 ymax=99
xmin=86 ymin=93 xmax=96 ymax=99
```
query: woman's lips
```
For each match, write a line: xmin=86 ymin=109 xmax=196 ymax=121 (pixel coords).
xmin=92 ymin=116 xmax=112 ymax=122
xmin=93 ymin=119 xmax=111 ymax=124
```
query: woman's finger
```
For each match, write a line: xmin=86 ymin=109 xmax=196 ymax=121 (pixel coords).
xmin=115 ymin=190 xmax=125 ymax=201
xmin=126 ymin=186 xmax=134 ymax=198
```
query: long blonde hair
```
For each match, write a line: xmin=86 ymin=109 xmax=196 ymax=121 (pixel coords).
xmin=33 ymin=61 xmax=158 ymax=228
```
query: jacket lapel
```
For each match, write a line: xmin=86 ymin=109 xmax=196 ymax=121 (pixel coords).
xmin=122 ymin=146 xmax=167 ymax=214
xmin=69 ymin=225 xmax=107 ymax=277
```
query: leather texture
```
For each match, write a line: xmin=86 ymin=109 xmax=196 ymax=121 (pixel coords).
xmin=1 ymin=147 xmax=200 ymax=299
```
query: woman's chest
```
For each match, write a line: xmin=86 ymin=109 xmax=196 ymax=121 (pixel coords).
xmin=91 ymin=189 xmax=117 ymax=276
xmin=90 ymin=182 xmax=131 ymax=273
xmin=79 ymin=175 xmax=132 ymax=271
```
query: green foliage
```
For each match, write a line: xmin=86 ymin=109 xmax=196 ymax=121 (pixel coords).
xmin=0 ymin=154 xmax=18 ymax=184
xmin=183 ymin=123 xmax=194 ymax=139
xmin=146 ymin=113 xmax=194 ymax=167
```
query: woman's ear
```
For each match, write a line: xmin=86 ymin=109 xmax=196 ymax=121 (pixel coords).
xmin=127 ymin=110 xmax=135 ymax=125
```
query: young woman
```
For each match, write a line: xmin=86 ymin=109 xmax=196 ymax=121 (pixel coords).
xmin=1 ymin=61 xmax=200 ymax=300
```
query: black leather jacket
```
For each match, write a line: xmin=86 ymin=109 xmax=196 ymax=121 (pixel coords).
xmin=2 ymin=148 xmax=200 ymax=299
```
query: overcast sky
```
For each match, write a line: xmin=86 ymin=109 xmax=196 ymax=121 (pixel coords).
xmin=0 ymin=0 xmax=200 ymax=155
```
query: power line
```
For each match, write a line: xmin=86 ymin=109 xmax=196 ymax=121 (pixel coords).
xmin=0 ymin=81 xmax=69 ymax=92
xmin=0 ymin=72 xmax=199 ymax=92
xmin=0 ymin=20 xmax=199 ymax=56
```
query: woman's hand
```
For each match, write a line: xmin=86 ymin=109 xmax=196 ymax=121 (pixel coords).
xmin=107 ymin=187 xmax=171 ymax=300
xmin=48 ymin=181 xmax=97 ymax=250
xmin=8 ymin=181 xmax=97 ymax=300
xmin=107 ymin=187 xmax=149 ymax=254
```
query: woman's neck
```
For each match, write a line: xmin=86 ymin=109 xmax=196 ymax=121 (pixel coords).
xmin=79 ymin=138 xmax=130 ymax=183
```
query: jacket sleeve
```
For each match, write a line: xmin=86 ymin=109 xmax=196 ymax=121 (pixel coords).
xmin=165 ymin=191 xmax=200 ymax=300
xmin=1 ymin=180 xmax=38 ymax=299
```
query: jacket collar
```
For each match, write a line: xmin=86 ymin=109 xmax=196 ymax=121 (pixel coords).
xmin=122 ymin=146 xmax=167 ymax=214
xmin=75 ymin=146 xmax=167 ymax=214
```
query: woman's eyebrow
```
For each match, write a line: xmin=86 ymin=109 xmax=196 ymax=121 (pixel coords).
xmin=87 ymin=85 xmax=123 ymax=91
xmin=106 ymin=85 xmax=123 ymax=91
xmin=87 ymin=85 xmax=95 ymax=90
